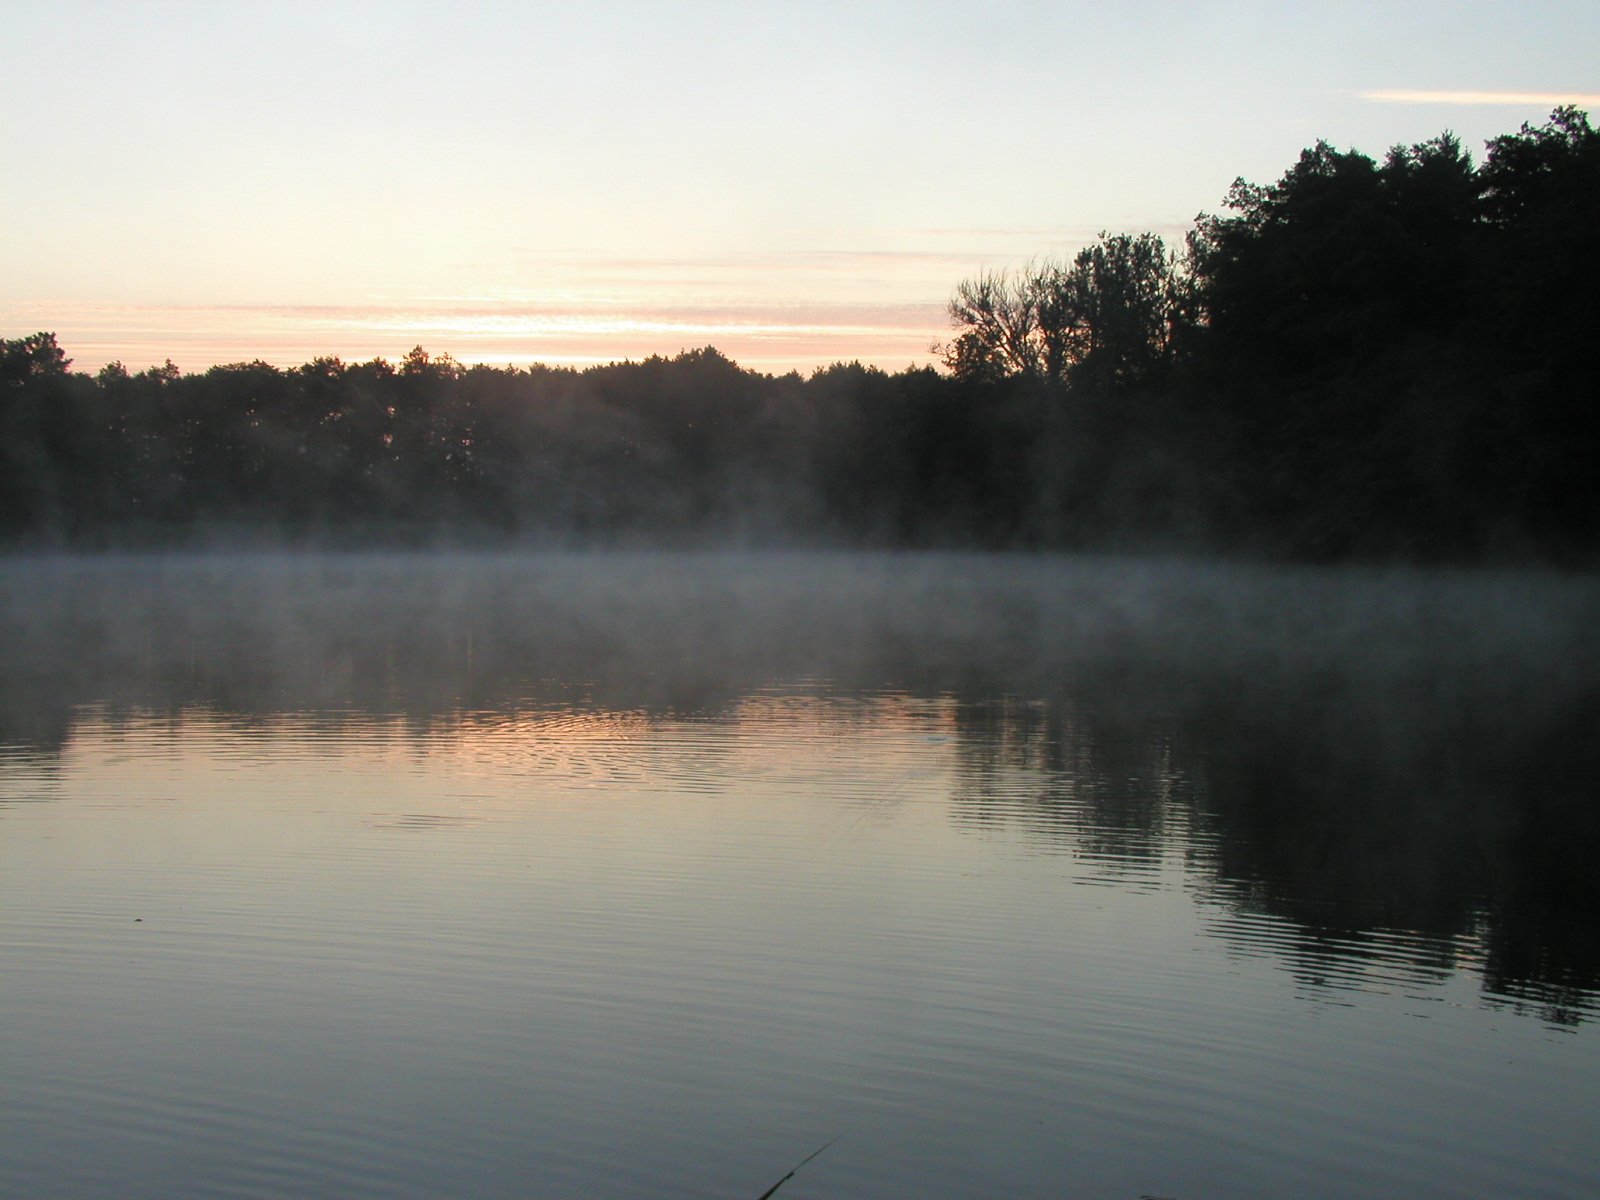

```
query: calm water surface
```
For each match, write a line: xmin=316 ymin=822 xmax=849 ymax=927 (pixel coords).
xmin=2 ymin=553 xmax=1597 ymax=1200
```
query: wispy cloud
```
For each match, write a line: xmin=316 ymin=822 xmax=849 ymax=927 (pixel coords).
xmin=1361 ymin=89 xmax=1600 ymax=107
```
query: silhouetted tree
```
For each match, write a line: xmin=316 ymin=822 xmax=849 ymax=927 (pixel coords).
xmin=1471 ymin=107 xmax=1600 ymax=551
xmin=0 ymin=331 xmax=71 ymax=386
xmin=944 ymin=266 xmax=1054 ymax=381
xmin=944 ymin=233 xmax=1189 ymax=392
xmin=1 ymin=110 xmax=1594 ymax=561
xmin=1055 ymin=232 xmax=1191 ymax=395
xmin=0 ymin=333 xmax=106 ymax=539
xmin=1183 ymin=109 xmax=1597 ymax=559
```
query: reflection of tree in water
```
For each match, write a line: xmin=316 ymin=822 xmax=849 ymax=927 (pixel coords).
xmin=943 ymin=658 xmax=1600 ymax=1025
xmin=947 ymin=692 xmax=1199 ymax=889
xmin=1473 ymin=698 xmax=1600 ymax=1027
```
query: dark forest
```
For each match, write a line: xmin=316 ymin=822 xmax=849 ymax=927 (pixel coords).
xmin=4 ymin=109 xmax=1595 ymax=563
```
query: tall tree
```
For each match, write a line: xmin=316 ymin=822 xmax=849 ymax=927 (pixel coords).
xmin=0 ymin=332 xmax=71 ymax=386
xmin=1475 ymin=106 xmax=1598 ymax=371
xmin=943 ymin=233 xmax=1188 ymax=392
xmin=1473 ymin=106 xmax=1600 ymax=550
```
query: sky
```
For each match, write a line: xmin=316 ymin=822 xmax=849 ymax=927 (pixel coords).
xmin=4 ymin=0 xmax=1597 ymax=377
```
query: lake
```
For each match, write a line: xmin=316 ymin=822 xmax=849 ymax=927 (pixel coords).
xmin=2 ymin=552 xmax=1597 ymax=1200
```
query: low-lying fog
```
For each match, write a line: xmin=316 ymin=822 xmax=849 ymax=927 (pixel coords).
xmin=4 ymin=549 xmax=1595 ymax=732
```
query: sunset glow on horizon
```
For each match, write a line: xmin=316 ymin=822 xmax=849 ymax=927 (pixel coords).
xmin=5 ymin=1 xmax=1596 ymax=377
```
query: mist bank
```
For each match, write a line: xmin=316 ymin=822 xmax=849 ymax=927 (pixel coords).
xmin=4 ymin=109 xmax=1595 ymax=564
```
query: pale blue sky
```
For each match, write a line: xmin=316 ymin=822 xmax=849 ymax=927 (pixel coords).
xmin=3 ymin=0 xmax=1596 ymax=373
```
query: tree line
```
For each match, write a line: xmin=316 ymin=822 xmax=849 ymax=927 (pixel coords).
xmin=4 ymin=108 xmax=1595 ymax=561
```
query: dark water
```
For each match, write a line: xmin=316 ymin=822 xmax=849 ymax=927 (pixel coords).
xmin=2 ymin=552 xmax=1597 ymax=1200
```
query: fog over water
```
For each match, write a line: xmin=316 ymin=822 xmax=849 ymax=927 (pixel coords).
xmin=3 ymin=551 xmax=1597 ymax=1199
